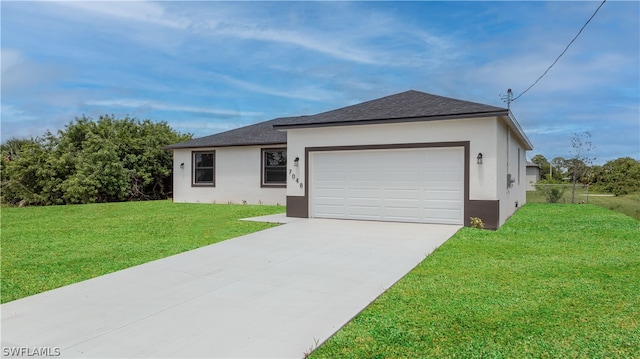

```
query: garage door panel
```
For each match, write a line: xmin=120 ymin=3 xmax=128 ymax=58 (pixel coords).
xmin=315 ymin=170 xmax=346 ymax=182
xmin=347 ymin=207 xmax=383 ymax=220
xmin=315 ymin=204 xmax=346 ymax=217
xmin=311 ymin=147 xmax=464 ymax=225
xmin=349 ymin=188 xmax=383 ymax=199
xmin=315 ymin=188 xmax=346 ymax=198
xmin=384 ymin=180 xmax=422 ymax=188
xmin=348 ymin=182 xmax=383 ymax=189
xmin=348 ymin=170 xmax=381 ymax=181
xmin=348 ymin=197 xmax=383 ymax=206
xmin=422 ymin=172 xmax=461 ymax=181
xmin=423 ymin=181 xmax=463 ymax=191
xmin=381 ymin=170 xmax=420 ymax=182
xmin=384 ymin=200 xmax=420 ymax=208
xmin=423 ymin=200 xmax=462 ymax=210
xmin=385 ymin=189 xmax=420 ymax=200
xmin=423 ymin=190 xmax=462 ymax=200
xmin=424 ymin=209 xmax=462 ymax=224
xmin=385 ymin=207 xmax=420 ymax=222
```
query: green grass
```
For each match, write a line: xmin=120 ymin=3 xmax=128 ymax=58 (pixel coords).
xmin=0 ymin=200 xmax=285 ymax=303
xmin=528 ymin=190 xmax=640 ymax=221
xmin=589 ymin=192 xmax=640 ymax=221
xmin=310 ymin=204 xmax=640 ymax=358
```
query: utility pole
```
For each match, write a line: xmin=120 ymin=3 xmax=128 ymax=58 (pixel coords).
xmin=500 ymin=88 xmax=513 ymax=110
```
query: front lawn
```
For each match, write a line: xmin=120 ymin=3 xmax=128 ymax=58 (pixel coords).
xmin=311 ymin=204 xmax=639 ymax=358
xmin=0 ymin=201 xmax=285 ymax=303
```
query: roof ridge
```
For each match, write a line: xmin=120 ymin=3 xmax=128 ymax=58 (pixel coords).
xmin=295 ymin=89 xmax=506 ymax=124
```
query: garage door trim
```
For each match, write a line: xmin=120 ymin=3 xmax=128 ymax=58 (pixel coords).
xmin=299 ymin=141 xmax=471 ymax=224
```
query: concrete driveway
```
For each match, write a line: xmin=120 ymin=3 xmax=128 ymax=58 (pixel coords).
xmin=1 ymin=216 xmax=460 ymax=358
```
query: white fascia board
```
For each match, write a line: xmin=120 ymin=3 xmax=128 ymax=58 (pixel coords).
xmin=501 ymin=112 xmax=534 ymax=151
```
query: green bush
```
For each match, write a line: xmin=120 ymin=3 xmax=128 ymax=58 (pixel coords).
xmin=590 ymin=157 xmax=640 ymax=196
xmin=534 ymin=182 xmax=567 ymax=203
xmin=0 ymin=115 xmax=191 ymax=206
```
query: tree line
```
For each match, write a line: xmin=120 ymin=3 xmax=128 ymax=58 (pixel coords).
xmin=531 ymin=154 xmax=640 ymax=196
xmin=1 ymin=115 xmax=191 ymax=206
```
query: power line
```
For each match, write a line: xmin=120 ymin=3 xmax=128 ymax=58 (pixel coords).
xmin=511 ymin=0 xmax=607 ymax=103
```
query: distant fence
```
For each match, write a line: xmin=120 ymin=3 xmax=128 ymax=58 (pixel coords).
xmin=528 ymin=183 xmax=591 ymax=204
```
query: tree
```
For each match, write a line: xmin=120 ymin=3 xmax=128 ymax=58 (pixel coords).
xmin=591 ymin=157 xmax=640 ymax=195
xmin=568 ymin=132 xmax=595 ymax=203
xmin=0 ymin=137 xmax=51 ymax=205
xmin=1 ymin=115 xmax=191 ymax=206
xmin=1 ymin=137 xmax=35 ymax=161
xmin=550 ymin=157 xmax=568 ymax=181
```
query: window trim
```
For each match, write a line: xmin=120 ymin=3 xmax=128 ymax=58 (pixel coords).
xmin=261 ymin=147 xmax=287 ymax=188
xmin=192 ymin=150 xmax=216 ymax=187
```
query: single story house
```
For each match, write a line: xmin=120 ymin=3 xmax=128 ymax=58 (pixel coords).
xmin=526 ymin=161 xmax=542 ymax=191
xmin=165 ymin=90 xmax=533 ymax=229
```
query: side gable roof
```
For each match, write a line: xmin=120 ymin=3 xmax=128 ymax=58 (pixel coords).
xmin=272 ymin=90 xmax=508 ymax=129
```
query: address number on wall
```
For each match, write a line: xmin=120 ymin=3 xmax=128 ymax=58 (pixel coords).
xmin=289 ymin=169 xmax=304 ymax=189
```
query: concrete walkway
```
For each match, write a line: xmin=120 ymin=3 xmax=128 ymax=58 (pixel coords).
xmin=1 ymin=218 xmax=460 ymax=358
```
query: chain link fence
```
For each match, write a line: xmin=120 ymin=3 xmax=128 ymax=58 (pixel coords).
xmin=528 ymin=183 xmax=591 ymax=204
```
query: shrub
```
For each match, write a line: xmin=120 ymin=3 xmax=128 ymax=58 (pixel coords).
xmin=0 ymin=115 xmax=191 ymax=206
xmin=535 ymin=182 xmax=567 ymax=203
xmin=470 ymin=217 xmax=485 ymax=229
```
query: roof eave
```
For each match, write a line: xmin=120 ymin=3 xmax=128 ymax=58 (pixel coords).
xmin=163 ymin=141 xmax=287 ymax=150
xmin=272 ymin=110 xmax=509 ymax=130
xmin=501 ymin=112 xmax=534 ymax=151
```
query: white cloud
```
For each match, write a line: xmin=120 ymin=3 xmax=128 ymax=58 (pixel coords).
xmin=184 ymin=2 xmax=457 ymax=67
xmin=209 ymin=23 xmax=381 ymax=65
xmin=1 ymin=49 xmax=67 ymax=94
xmin=1 ymin=49 xmax=24 ymax=73
xmin=85 ymin=99 xmax=262 ymax=117
xmin=53 ymin=1 xmax=190 ymax=29
xmin=0 ymin=104 xmax=36 ymax=122
xmin=209 ymin=73 xmax=335 ymax=102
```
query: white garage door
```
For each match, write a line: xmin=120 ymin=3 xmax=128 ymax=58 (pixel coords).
xmin=311 ymin=147 xmax=464 ymax=224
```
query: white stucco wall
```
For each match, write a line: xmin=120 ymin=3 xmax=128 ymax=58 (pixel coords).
xmin=172 ymin=146 xmax=286 ymax=205
xmin=526 ymin=167 xmax=540 ymax=191
xmin=496 ymin=120 xmax=528 ymax=226
xmin=284 ymin=117 xmax=501 ymax=202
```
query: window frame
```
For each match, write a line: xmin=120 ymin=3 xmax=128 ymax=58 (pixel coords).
xmin=518 ymin=148 xmax=521 ymax=184
xmin=192 ymin=150 xmax=216 ymax=187
xmin=261 ymin=148 xmax=287 ymax=188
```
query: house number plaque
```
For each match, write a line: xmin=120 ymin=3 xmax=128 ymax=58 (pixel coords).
xmin=289 ymin=169 xmax=304 ymax=189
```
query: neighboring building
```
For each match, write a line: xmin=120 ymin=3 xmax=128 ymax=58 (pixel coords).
xmin=526 ymin=161 xmax=542 ymax=191
xmin=165 ymin=90 xmax=533 ymax=229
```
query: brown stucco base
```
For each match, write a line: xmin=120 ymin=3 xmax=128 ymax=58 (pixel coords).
xmin=288 ymin=197 xmax=500 ymax=229
xmin=286 ymin=196 xmax=308 ymax=218
xmin=466 ymin=200 xmax=500 ymax=230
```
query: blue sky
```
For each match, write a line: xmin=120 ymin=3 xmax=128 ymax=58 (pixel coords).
xmin=1 ymin=1 xmax=638 ymax=164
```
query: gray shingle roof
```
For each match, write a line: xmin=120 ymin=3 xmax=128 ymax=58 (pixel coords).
xmin=164 ymin=117 xmax=296 ymax=149
xmin=165 ymin=90 xmax=510 ymax=149
xmin=273 ymin=90 xmax=508 ymax=129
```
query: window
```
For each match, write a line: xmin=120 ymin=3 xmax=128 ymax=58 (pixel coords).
xmin=518 ymin=148 xmax=521 ymax=184
xmin=193 ymin=151 xmax=215 ymax=186
xmin=262 ymin=148 xmax=287 ymax=186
